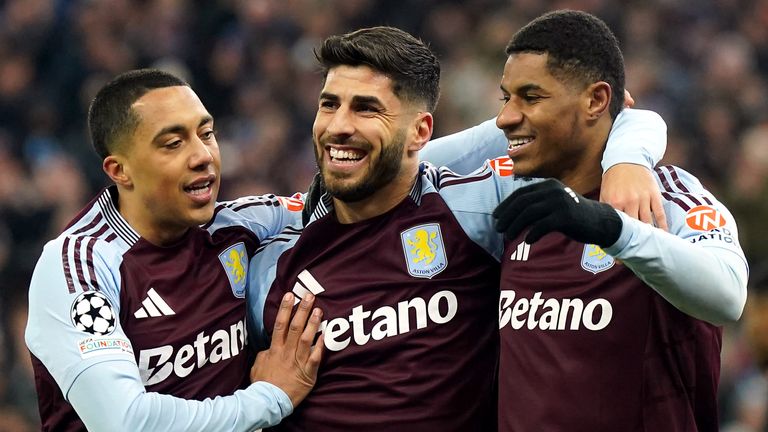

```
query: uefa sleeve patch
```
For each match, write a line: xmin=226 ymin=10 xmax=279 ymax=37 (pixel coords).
xmin=77 ymin=336 xmax=134 ymax=359
xmin=70 ymin=291 xmax=117 ymax=336
xmin=277 ymin=196 xmax=304 ymax=212
xmin=489 ymin=157 xmax=514 ymax=177
xmin=685 ymin=205 xmax=727 ymax=231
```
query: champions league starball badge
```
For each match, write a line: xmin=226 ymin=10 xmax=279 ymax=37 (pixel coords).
xmin=70 ymin=291 xmax=117 ymax=336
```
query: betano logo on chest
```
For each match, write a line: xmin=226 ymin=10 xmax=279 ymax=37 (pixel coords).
xmin=320 ymin=290 xmax=458 ymax=352
xmin=138 ymin=319 xmax=248 ymax=386
xmin=499 ymin=290 xmax=613 ymax=331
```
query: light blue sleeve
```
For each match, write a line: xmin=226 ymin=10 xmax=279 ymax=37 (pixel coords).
xmin=420 ymin=108 xmax=666 ymax=174
xmin=210 ymin=194 xmax=305 ymax=239
xmin=604 ymin=167 xmax=748 ymax=324
xmin=68 ymin=360 xmax=292 ymax=432
xmin=601 ymin=108 xmax=667 ymax=171
xmin=420 ymin=119 xmax=505 ymax=174
xmin=25 ymin=238 xmax=135 ymax=395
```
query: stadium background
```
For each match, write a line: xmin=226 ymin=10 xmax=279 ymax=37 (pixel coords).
xmin=0 ymin=0 xmax=766 ymax=430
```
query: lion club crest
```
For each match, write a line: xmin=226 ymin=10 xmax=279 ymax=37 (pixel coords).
xmin=580 ymin=244 xmax=615 ymax=274
xmin=401 ymin=223 xmax=447 ymax=279
xmin=219 ymin=242 xmax=248 ymax=298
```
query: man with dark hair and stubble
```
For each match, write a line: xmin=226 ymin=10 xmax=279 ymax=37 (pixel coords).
xmin=248 ymin=24 xmax=680 ymax=431
xmin=25 ymin=69 xmax=324 ymax=431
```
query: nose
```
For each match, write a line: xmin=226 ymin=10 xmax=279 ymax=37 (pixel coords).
xmin=496 ymin=100 xmax=524 ymax=131
xmin=189 ymin=136 xmax=214 ymax=170
xmin=324 ymin=107 xmax=355 ymax=139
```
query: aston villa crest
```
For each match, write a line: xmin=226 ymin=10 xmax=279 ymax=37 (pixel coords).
xmin=401 ymin=223 xmax=447 ymax=279
xmin=580 ymin=244 xmax=615 ymax=274
xmin=219 ymin=242 xmax=248 ymax=298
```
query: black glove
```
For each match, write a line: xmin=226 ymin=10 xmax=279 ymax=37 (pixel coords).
xmin=492 ymin=178 xmax=623 ymax=247
xmin=302 ymin=172 xmax=325 ymax=226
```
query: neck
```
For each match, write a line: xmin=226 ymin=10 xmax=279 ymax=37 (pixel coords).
xmin=560 ymin=120 xmax=612 ymax=194
xmin=117 ymin=190 xmax=188 ymax=246
xmin=333 ymin=164 xmax=418 ymax=224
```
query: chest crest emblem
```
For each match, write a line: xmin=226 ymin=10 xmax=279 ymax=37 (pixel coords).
xmin=219 ymin=242 xmax=248 ymax=298
xmin=401 ymin=223 xmax=447 ymax=279
xmin=580 ymin=244 xmax=615 ymax=274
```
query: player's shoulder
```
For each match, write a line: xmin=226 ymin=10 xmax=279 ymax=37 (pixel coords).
xmin=421 ymin=157 xmax=515 ymax=191
xmin=206 ymin=193 xmax=303 ymax=231
xmin=653 ymin=165 xmax=722 ymax=208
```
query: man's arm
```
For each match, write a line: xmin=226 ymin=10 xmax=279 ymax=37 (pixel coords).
xmin=421 ymin=108 xmax=665 ymax=174
xmin=421 ymin=109 xmax=668 ymax=227
xmin=493 ymin=174 xmax=747 ymax=325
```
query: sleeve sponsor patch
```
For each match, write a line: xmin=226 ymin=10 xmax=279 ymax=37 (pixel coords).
xmin=77 ymin=336 xmax=134 ymax=359
xmin=277 ymin=196 xmax=305 ymax=212
xmin=489 ymin=157 xmax=514 ymax=177
xmin=70 ymin=291 xmax=117 ymax=336
xmin=685 ymin=205 xmax=727 ymax=231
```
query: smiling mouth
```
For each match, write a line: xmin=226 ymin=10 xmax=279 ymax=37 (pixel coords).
xmin=184 ymin=180 xmax=213 ymax=195
xmin=507 ymin=137 xmax=534 ymax=150
xmin=329 ymin=147 xmax=366 ymax=164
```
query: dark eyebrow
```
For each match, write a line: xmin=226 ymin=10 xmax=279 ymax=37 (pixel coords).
xmin=152 ymin=115 xmax=213 ymax=142
xmin=318 ymin=92 xmax=383 ymax=107
xmin=319 ymin=92 xmax=339 ymax=102
xmin=351 ymin=95 xmax=383 ymax=106
xmin=518 ymin=83 xmax=544 ymax=93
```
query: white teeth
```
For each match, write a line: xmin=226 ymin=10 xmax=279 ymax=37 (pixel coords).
xmin=508 ymin=137 xmax=534 ymax=147
xmin=329 ymin=148 xmax=364 ymax=162
xmin=187 ymin=181 xmax=211 ymax=195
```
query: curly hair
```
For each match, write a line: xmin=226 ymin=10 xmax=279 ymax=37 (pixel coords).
xmin=506 ymin=10 xmax=625 ymax=119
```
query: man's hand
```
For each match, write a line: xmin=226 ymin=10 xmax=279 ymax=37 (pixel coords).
xmin=600 ymin=163 xmax=668 ymax=231
xmin=250 ymin=293 xmax=324 ymax=407
xmin=493 ymin=179 xmax=623 ymax=247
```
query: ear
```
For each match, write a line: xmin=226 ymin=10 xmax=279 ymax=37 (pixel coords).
xmin=103 ymin=155 xmax=133 ymax=188
xmin=585 ymin=81 xmax=611 ymax=120
xmin=408 ymin=112 xmax=433 ymax=152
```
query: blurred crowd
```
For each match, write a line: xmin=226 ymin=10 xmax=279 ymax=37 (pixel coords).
xmin=1 ymin=0 xmax=767 ymax=430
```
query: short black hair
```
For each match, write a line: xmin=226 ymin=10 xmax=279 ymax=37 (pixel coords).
xmin=315 ymin=26 xmax=441 ymax=112
xmin=506 ymin=10 xmax=625 ymax=119
xmin=87 ymin=69 xmax=189 ymax=159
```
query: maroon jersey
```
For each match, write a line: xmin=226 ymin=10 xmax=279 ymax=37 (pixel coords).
xmin=257 ymin=180 xmax=501 ymax=431
xmin=497 ymin=190 xmax=722 ymax=432
xmin=27 ymin=187 xmax=301 ymax=431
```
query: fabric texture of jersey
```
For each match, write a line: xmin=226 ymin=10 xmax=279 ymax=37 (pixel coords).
xmin=249 ymin=163 xmax=533 ymax=431
xmin=26 ymin=186 xmax=301 ymax=431
xmin=497 ymin=165 xmax=746 ymax=432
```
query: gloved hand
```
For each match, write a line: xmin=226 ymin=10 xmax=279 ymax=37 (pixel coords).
xmin=493 ymin=178 xmax=623 ymax=247
xmin=302 ymin=172 xmax=324 ymax=226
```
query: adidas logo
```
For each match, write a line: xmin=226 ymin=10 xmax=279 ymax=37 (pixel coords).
xmin=564 ymin=186 xmax=579 ymax=203
xmin=292 ymin=270 xmax=325 ymax=305
xmin=134 ymin=288 xmax=176 ymax=319
xmin=510 ymin=241 xmax=531 ymax=261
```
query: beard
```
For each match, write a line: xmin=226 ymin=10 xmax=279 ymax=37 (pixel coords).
xmin=315 ymin=129 xmax=406 ymax=203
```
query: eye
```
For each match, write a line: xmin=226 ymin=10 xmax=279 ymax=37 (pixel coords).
xmin=319 ymin=100 xmax=338 ymax=110
xmin=499 ymin=95 xmax=510 ymax=104
xmin=165 ymin=140 xmax=182 ymax=149
xmin=523 ymin=94 xmax=542 ymax=102
xmin=201 ymin=129 xmax=216 ymax=141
